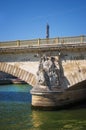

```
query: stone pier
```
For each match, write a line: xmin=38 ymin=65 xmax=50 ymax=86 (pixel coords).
xmin=30 ymin=54 xmax=86 ymax=110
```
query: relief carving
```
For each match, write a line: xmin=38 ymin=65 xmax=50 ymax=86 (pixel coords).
xmin=37 ymin=55 xmax=60 ymax=90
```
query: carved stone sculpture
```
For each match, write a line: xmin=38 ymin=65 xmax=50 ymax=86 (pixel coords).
xmin=36 ymin=55 xmax=60 ymax=91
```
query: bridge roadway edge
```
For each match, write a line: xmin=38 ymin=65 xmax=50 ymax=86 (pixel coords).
xmin=0 ymin=43 xmax=86 ymax=54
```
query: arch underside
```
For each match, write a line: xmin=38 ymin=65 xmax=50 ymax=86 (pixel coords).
xmin=0 ymin=62 xmax=36 ymax=87
xmin=67 ymin=79 xmax=86 ymax=90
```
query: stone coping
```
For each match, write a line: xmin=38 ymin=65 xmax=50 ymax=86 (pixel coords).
xmin=30 ymin=90 xmax=64 ymax=95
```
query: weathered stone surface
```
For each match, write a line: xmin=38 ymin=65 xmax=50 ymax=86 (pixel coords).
xmin=35 ymin=55 xmax=61 ymax=91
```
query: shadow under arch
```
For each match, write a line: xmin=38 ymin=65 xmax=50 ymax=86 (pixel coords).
xmin=58 ymin=53 xmax=70 ymax=89
xmin=0 ymin=62 xmax=36 ymax=87
xmin=67 ymin=79 xmax=86 ymax=91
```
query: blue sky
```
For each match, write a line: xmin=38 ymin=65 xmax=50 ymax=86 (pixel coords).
xmin=0 ymin=0 xmax=86 ymax=41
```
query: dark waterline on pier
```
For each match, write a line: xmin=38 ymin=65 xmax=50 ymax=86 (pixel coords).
xmin=0 ymin=84 xmax=86 ymax=130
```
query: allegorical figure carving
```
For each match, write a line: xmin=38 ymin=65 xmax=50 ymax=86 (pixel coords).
xmin=37 ymin=55 xmax=60 ymax=90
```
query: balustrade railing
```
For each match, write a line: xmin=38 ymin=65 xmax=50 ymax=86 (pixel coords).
xmin=0 ymin=35 xmax=86 ymax=48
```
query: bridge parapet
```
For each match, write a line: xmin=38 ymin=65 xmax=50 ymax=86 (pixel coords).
xmin=0 ymin=35 xmax=86 ymax=48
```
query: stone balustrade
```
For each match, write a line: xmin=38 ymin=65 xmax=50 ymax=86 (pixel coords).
xmin=0 ymin=35 xmax=86 ymax=48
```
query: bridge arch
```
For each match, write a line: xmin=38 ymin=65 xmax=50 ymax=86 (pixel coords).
xmin=0 ymin=62 xmax=36 ymax=87
xmin=67 ymin=68 xmax=86 ymax=88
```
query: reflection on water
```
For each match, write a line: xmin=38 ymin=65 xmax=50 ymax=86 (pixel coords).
xmin=0 ymin=84 xmax=32 ymax=102
xmin=0 ymin=84 xmax=86 ymax=130
xmin=0 ymin=102 xmax=32 ymax=130
xmin=32 ymin=109 xmax=86 ymax=130
xmin=0 ymin=84 xmax=31 ymax=92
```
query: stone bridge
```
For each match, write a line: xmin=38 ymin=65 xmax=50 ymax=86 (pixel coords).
xmin=0 ymin=35 xmax=86 ymax=109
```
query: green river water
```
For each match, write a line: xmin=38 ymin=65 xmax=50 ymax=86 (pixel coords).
xmin=0 ymin=84 xmax=86 ymax=130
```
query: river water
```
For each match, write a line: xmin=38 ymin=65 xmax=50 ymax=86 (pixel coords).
xmin=0 ymin=84 xmax=86 ymax=130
